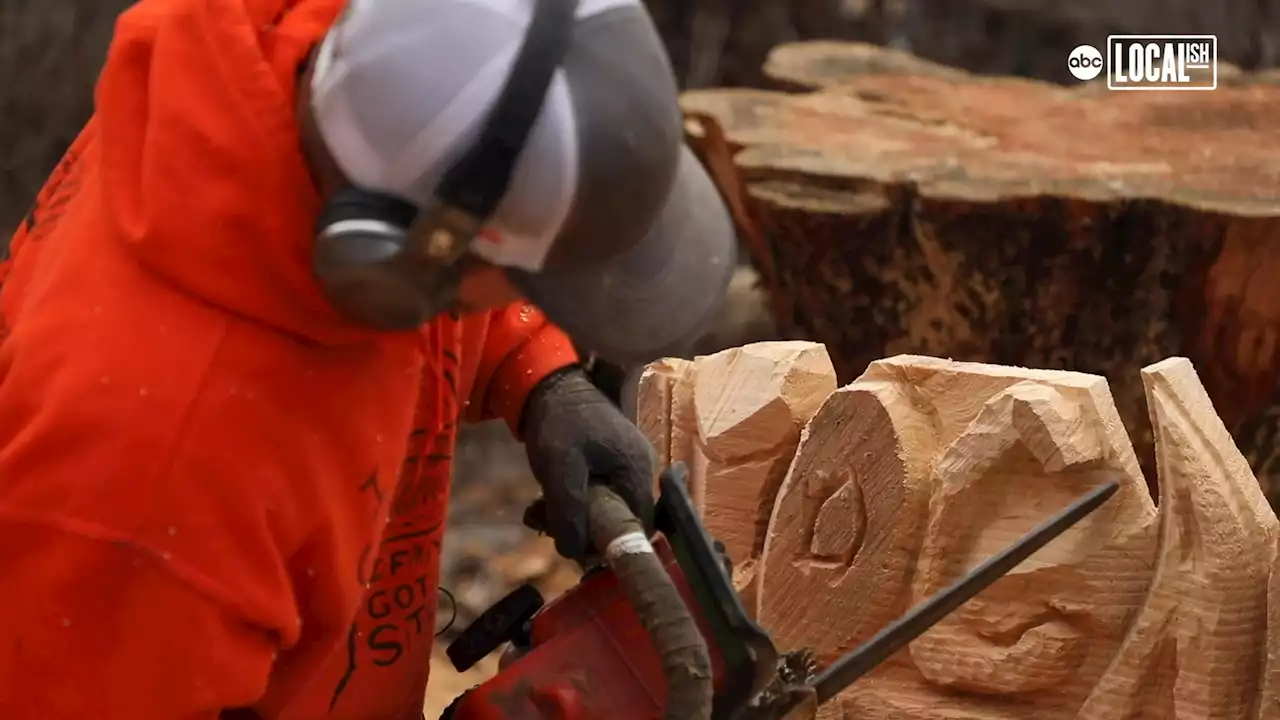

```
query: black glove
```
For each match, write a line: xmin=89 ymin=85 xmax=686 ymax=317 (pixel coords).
xmin=520 ymin=366 xmax=656 ymax=559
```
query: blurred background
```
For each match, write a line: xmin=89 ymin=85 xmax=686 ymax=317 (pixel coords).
xmin=8 ymin=0 xmax=1279 ymax=234
xmin=4 ymin=0 xmax=1280 ymax=712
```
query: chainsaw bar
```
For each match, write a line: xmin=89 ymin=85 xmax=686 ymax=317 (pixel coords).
xmin=743 ymin=477 xmax=1121 ymax=719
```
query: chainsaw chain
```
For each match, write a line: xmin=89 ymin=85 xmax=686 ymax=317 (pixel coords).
xmin=740 ymin=649 xmax=819 ymax=719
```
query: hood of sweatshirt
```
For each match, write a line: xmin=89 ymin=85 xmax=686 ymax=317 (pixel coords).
xmin=95 ymin=0 xmax=384 ymax=345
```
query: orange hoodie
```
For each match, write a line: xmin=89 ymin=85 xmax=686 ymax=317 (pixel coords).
xmin=0 ymin=0 xmax=577 ymax=718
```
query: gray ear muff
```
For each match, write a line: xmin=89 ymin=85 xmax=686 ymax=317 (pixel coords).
xmin=314 ymin=221 xmax=462 ymax=331
xmin=313 ymin=189 xmax=462 ymax=330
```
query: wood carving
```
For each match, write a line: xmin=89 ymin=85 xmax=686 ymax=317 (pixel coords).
xmin=767 ymin=356 xmax=1159 ymax=720
xmin=636 ymin=356 xmax=695 ymax=490
xmin=1264 ymin=539 xmax=1280 ymax=720
xmin=636 ymin=341 xmax=836 ymax=614
xmin=681 ymin=41 xmax=1280 ymax=503
xmin=1077 ymin=358 xmax=1277 ymax=720
xmin=638 ymin=343 xmax=1280 ymax=719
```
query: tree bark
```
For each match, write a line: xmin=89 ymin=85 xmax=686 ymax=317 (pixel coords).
xmin=0 ymin=0 xmax=133 ymax=235
xmin=682 ymin=41 xmax=1280 ymax=502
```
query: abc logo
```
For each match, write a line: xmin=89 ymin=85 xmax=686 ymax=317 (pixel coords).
xmin=1068 ymin=44 xmax=1104 ymax=80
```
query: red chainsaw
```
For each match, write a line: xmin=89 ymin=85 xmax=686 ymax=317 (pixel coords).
xmin=440 ymin=463 xmax=1119 ymax=720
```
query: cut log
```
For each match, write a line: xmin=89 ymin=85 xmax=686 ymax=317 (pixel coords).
xmin=763 ymin=40 xmax=971 ymax=91
xmin=635 ymin=341 xmax=836 ymax=614
xmin=681 ymin=43 xmax=1280 ymax=502
xmin=756 ymin=355 xmax=1157 ymax=719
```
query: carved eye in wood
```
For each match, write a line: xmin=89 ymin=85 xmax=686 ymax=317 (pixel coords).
xmin=802 ymin=468 xmax=868 ymax=569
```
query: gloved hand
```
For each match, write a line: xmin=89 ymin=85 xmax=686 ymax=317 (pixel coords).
xmin=520 ymin=366 xmax=656 ymax=559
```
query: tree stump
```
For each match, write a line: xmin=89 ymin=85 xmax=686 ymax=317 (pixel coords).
xmin=761 ymin=40 xmax=972 ymax=91
xmin=681 ymin=41 xmax=1280 ymax=502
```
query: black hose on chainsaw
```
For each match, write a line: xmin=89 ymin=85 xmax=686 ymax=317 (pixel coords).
xmin=588 ymin=485 xmax=713 ymax=720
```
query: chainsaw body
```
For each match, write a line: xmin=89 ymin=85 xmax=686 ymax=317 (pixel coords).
xmin=442 ymin=468 xmax=776 ymax=720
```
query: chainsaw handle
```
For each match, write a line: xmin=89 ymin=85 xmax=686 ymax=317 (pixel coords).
xmin=587 ymin=485 xmax=713 ymax=720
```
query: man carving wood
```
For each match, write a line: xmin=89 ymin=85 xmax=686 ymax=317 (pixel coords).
xmin=0 ymin=0 xmax=736 ymax=717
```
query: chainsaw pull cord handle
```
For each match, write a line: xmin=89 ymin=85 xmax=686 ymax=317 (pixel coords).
xmin=587 ymin=484 xmax=713 ymax=720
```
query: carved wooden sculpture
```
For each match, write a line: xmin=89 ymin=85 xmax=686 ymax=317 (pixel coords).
xmin=1078 ymin=358 xmax=1277 ymax=720
xmin=637 ymin=341 xmax=836 ymax=613
xmin=1264 ymin=544 xmax=1280 ymax=720
xmin=637 ymin=341 xmax=1280 ymax=719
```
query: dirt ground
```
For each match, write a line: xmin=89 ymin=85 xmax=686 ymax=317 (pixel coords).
xmin=424 ymin=419 xmax=579 ymax=713
xmin=423 ymin=651 xmax=501 ymax=718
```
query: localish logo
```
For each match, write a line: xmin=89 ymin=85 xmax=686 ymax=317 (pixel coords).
xmin=1106 ymin=35 xmax=1218 ymax=91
